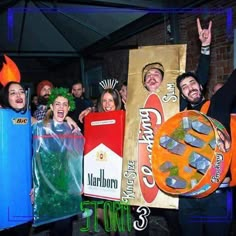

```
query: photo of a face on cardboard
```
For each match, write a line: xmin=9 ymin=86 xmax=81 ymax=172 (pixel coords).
xmin=142 ymin=62 xmax=164 ymax=92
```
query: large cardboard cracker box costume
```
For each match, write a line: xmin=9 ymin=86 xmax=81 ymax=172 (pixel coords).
xmin=121 ymin=45 xmax=186 ymax=208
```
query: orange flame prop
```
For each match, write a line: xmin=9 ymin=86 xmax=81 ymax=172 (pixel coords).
xmin=0 ymin=54 xmax=21 ymax=86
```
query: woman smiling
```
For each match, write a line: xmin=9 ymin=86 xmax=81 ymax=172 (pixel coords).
xmin=32 ymin=87 xmax=84 ymax=236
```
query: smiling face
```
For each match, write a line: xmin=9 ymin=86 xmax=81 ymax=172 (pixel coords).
xmin=8 ymin=83 xmax=26 ymax=110
xmin=144 ymin=68 xmax=163 ymax=92
xmin=50 ymin=96 xmax=70 ymax=123
xmin=102 ymin=92 xmax=116 ymax=112
xmin=179 ymin=76 xmax=203 ymax=104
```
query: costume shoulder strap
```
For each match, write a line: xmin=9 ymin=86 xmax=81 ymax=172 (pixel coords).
xmin=200 ymin=100 xmax=210 ymax=114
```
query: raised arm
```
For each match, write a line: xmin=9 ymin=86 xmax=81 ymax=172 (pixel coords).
xmin=196 ymin=18 xmax=212 ymax=87
xmin=180 ymin=18 xmax=212 ymax=111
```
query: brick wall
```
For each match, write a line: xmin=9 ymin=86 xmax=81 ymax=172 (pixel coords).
xmin=89 ymin=0 xmax=236 ymax=97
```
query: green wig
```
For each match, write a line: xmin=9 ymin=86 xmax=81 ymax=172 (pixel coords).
xmin=47 ymin=87 xmax=75 ymax=111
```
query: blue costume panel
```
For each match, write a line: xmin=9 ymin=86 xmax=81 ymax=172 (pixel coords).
xmin=0 ymin=109 xmax=32 ymax=230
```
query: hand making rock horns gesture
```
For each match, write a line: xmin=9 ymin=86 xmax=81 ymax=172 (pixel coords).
xmin=197 ymin=17 xmax=212 ymax=46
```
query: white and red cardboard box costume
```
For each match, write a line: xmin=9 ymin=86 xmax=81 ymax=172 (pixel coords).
xmin=84 ymin=110 xmax=125 ymax=200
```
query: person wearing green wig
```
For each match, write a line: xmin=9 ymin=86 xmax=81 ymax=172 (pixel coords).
xmin=32 ymin=87 xmax=84 ymax=236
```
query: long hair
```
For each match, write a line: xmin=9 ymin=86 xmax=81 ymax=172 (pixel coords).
xmin=97 ymin=88 xmax=122 ymax=112
xmin=1 ymin=81 xmax=26 ymax=113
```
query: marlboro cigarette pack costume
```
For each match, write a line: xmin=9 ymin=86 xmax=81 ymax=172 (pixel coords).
xmin=83 ymin=79 xmax=125 ymax=200
xmin=0 ymin=55 xmax=32 ymax=230
xmin=84 ymin=110 xmax=125 ymax=200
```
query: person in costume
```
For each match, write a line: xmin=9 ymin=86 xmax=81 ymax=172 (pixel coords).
xmin=33 ymin=80 xmax=79 ymax=131
xmin=1 ymin=82 xmax=26 ymax=111
xmin=97 ymin=88 xmax=122 ymax=112
xmin=0 ymin=55 xmax=33 ymax=235
xmin=32 ymin=87 xmax=84 ymax=236
xmin=79 ymin=79 xmax=122 ymax=236
xmin=176 ymin=66 xmax=236 ymax=235
xmin=0 ymin=81 xmax=32 ymax=236
xmin=133 ymin=18 xmax=212 ymax=236
xmin=79 ymin=79 xmax=121 ymax=121
xmin=142 ymin=62 xmax=164 ymax=92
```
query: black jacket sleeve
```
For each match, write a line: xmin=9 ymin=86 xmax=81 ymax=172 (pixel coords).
xmin=196 ymin=53 xmax=210 ymax=88
xmin=208 ymin=69 xmax=236 ymax=134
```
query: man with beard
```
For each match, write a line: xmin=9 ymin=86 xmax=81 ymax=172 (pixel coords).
xmin=33 ymin=80 xmax=53 ymax=120
xmin=176 ymin=68 xmax=236 ymax=236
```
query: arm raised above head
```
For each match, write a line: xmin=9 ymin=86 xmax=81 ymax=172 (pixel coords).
xmin=196 ymin=18 xmax=212 ymax=88
xmin=180 ymin=18 xmax=212 ymax=111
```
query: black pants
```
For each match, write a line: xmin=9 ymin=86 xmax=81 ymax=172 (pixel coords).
xmin=49 ymin=217 xmax=73 ymax=236
xmin=133 ymin=207 xmax=181 ymax=236
xmin=0 ymin=222 xmax=31 ymax=236
xmin=179 ymin=189 xmax=232 ymax=236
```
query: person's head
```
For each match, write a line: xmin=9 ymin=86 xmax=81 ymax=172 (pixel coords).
xmin=31 ymin=94 xmax=38 ymax=106
xmin=97 ymin=88 xmax=122 ymax=112
xmin=36 ymin=80 xmax=53 ymax=105
xmin=176 ymin=72 xmax=204 ymax=104
xmin=1 ymin=81 xmax=26 ymax=111
xmin=71 ymin=81 xmax=84 ymax=98
xmin=119 ymin=81 xmax=127 ymax=103
xmin=47 ymin=87 xmax=75 ymax=123
xmin=142 ymin=62 xmax=164 ymax=92
xmin=212 ymin=82 xmax=224 ymax=95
